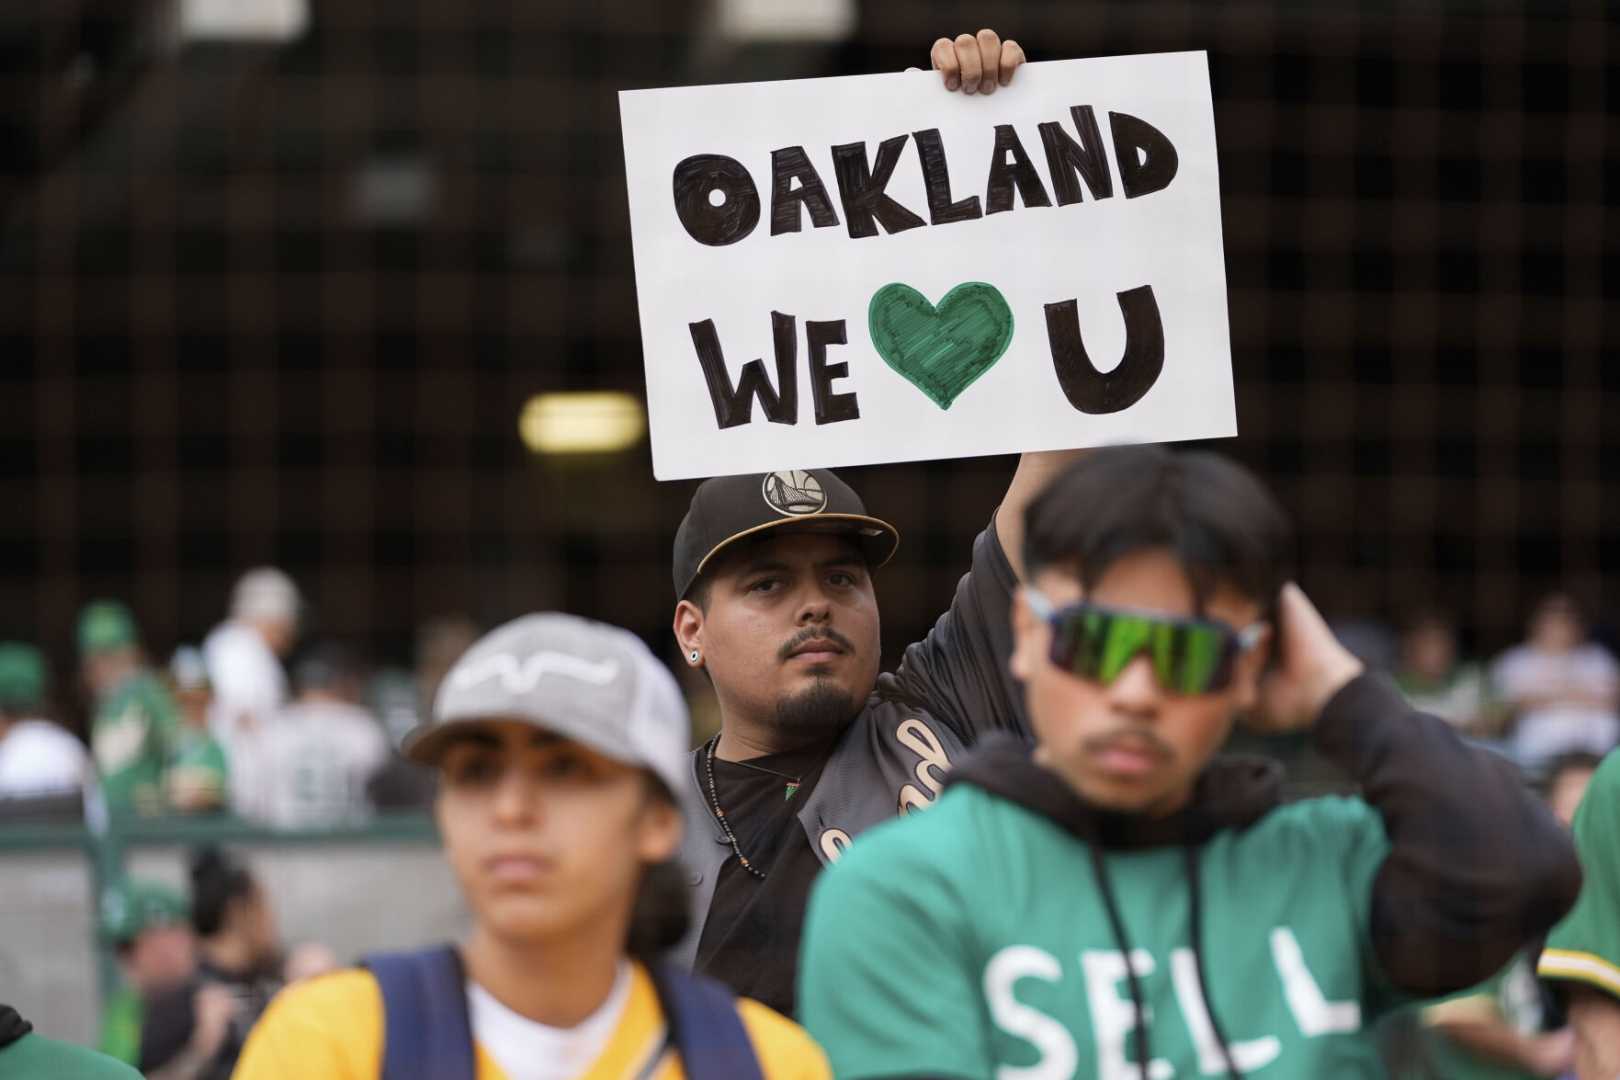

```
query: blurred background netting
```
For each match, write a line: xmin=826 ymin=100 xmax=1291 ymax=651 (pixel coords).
xmin=1 ymin=2 xmax=1616 ymax=1065
xmin=0 ymin=0 xmax=1615 ymax=678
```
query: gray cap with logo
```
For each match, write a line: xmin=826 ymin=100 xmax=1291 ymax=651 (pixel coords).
xmin=403 ymin=612 xmax=690 ymax=798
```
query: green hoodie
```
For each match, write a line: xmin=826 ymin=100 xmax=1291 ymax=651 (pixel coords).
xmin=799 ymin=676 xmax=1581 ymax=1079
xmin=91 ymin=671 xmax=181 ymax=815
xmin=0 ymin=1006 xmax=140 ymax=1079
xmin=803 ymin=775 xmax=1397 ymax=1076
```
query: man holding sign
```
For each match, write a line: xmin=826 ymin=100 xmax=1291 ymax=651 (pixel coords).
xmin=658 ymin=31 xmax=1100 ymax=1021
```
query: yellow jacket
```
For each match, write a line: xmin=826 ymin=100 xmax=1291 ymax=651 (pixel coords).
xmin=232 ymin=961 xmax=829 ymax=1080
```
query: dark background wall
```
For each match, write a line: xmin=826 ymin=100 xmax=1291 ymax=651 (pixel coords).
xmin=1 ymin=0 xmax=1615 ymax=687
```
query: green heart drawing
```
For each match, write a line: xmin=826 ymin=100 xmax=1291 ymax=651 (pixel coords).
xmin=868 ymin=282 xmax=1015 ymax=410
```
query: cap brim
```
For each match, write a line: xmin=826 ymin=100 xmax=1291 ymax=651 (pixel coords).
xmin=684 ymin=513 xmax=900 ymax=598
xmin=400 ymin=714 xmax=686 ymax=806
xmin=399 ymin=715 xmax=555 ymax=766
xmin=400 ymin=713 xmax=658 ymax=778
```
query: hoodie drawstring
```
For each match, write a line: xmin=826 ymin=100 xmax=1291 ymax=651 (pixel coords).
xmin=1185 ymin=845 xmax=1243 ymax=1079
xmin=1085 ymin=842 xmax=1154 ymax=1076
xmin=1084 ymin=842 xmax=1245 ymax=1080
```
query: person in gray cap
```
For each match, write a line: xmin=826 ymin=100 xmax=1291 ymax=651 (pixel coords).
xmin=233 ymin=613 xmax=828 ymax=1080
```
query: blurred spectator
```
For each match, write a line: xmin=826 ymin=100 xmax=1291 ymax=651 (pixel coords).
xmin=98 ymin=880 xmax=197 ymax=1067
xmin=81 ymin=602 xmax=183 ymax=817
xmin=281 ymin=942 xmax=339 ymax=984
xmin=1416 ymin=970 xmax=1573 ymax=1079
xmin=139 ymin=848 xmax=287 ymax=1080
xmin=1544 ymin=750 xmax=1602 ymax=829
xmin=412 ymin=614 xmax=479 ymax=719
xmin=369 ymin=665 xmax=420 ymax=749
xmin=163 ymin=648 xmax=230 ymax=814
xmin=203 ymin=567 xmax=300 ymax=746
xmin=361 ymin=666 xmax=437 ymax=812
xmin=1330 ymin=616 xmax=1399 ymax=672
xmin=238 ymin=643 xmax=389 ymax=829
xmin=1537 ymin=748 xmax=1620 ymax=1073
xmin=0 ymin=641 xmax=90 ymax=802
xmin=349 ymin=616 xmax=483 ymax=812
xmin=204 ymin=568 xmax=300 ymax=819
xmin=1491 ymin=593 xmax=1620 ymax=770
xmin=1409 ymin=756 xmax=1591 ymax=1078
xmin=1395 ymin=611 xmax=1492 ymax=735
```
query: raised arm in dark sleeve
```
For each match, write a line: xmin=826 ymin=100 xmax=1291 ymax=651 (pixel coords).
xmin=882 ymin=452 xmax=1082 ymax=742
xmin=883 ymin=516 xmax=1026 ymax=742
xmin=1314 ymin=673 xmax=1583 ymax=996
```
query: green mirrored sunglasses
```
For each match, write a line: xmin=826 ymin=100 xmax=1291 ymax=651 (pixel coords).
xmin=1026 ymin=591 xmax=1265 ymax=696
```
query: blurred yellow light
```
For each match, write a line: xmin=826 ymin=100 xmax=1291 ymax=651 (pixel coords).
xmin=519 ymin=392 xmax=646 ymax=455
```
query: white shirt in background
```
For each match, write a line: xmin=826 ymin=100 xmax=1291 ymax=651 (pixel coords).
xmin=0 ymin=719 xmax=91 ymax=799
xmin=467 ymin=962 xmax=633 ymax=1080
xmin=204 ymin=621 xmax=289 ymax=739
xmin=1492 ymin=642 xmax=1620 ymax=766
xmin=204 ymin=621 xmax=290 ymax=818
xmin=249 ymin=700 xmax=390 ymax=829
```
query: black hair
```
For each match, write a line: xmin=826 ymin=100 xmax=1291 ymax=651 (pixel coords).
xmin=1023 ymin=446 xmax=1294 ymax=613
xmin=188 ymin=846 xmax=256 ymax=938
xmin=1543 ymin=751 xmax=1604 ymax=791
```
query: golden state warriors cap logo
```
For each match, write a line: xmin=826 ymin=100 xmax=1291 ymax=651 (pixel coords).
xmin=762 ymin=470 xmax=827 ymax=516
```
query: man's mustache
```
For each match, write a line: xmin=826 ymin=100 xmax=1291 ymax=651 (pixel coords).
xmin=1081 ymin=729 xmax=1175 ymax=761
xmin=778 ymin=626 xmax=857 ymax=661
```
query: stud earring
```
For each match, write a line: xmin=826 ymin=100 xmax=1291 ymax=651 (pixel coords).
xmin=690 ymin=650 xmax=701 ymax=664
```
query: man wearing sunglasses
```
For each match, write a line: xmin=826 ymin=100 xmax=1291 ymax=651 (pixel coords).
xmin=799 ymin=445 xmax=1582 ymax=1078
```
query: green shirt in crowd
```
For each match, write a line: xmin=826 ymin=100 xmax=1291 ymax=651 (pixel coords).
xmin=801 ymin=784 xmax=1405 ymax=1079
xmin=91 ymin=671 xmax=182 ymax=816
xmin=0 ymin=1015 xmax=140 ymax=1080
xmin=1406 ymin=948 xmax=1551 ymax=1080
xmin=1539 ymin=748 xmax=1620 ymax=998
xmin=97 ymin=987 xmax=143 ymax=1066
xmin=166 ymin=727 xmax=230 ymax=809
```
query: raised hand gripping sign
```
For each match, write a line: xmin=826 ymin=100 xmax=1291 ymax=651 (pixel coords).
xmin=619 ymin=51 xmax=1233 ymax=480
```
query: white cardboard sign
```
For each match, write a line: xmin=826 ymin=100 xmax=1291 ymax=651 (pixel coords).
xmin=619 ymin=52 xmax=1234 ymax=481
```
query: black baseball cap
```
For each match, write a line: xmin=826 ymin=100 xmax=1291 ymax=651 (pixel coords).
xmin=673 ymin=470 xmax=900 ymax=600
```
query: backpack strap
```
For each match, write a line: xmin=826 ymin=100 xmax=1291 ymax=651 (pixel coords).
xmin=647 ymin=963 xmax=765 ymax=1080
xmin=363 ymin=945 xmax=477 ymax=1080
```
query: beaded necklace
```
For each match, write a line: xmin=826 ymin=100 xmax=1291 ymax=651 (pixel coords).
xmin=702 ymin=733 xmax=803 ymax=880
